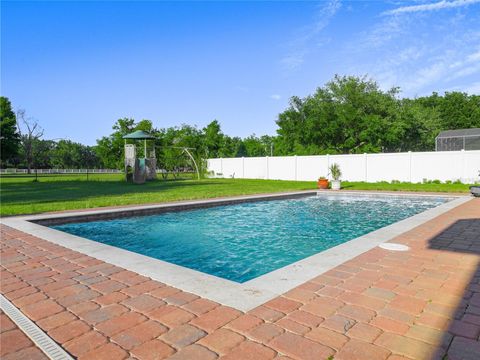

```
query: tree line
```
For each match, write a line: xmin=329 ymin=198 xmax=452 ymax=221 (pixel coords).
xmin=274 ymin=76 xmax=479 ymax=155
xmin=1 ymin=97 xmax=101 ymax=171
xmin=1 ymin=75 xmax=479 ymax=172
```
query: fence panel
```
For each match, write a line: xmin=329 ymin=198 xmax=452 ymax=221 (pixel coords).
xmin=244 ymin=157 xmax=267 ymax=179
xmin=329 ymin=154 xmax=367 ymax=182
xmin=366 ymin=153 xmax=411 ymax=182
xmin=208 ymin=150 xmax=480 ymax=184
xmin=411 ymin=151 xmax=464 ymax=183
xmin=0 ymin=169 xmax=122 ymax=174
xmin=220 ymin=158 xmax=243 ymax=178
xmin=268 ymin=156 xmax=296 ymax=180
xmin=296 ymin=156 xmax=329 ymax=181
xmin=464 ymin=151 xmax=480 ymax=182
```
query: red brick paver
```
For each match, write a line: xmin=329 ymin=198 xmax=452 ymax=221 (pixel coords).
xmin=1 ymin=197 xmax=479 ymax=359
xmin=0 ymin=311 xmax=47 ymax=359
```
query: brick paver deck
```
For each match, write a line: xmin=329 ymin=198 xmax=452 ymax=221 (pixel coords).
xmin=1 ymin=198 xmax=479 ymax=360
xmin=0 ymin=310 xmax=47 ymax=359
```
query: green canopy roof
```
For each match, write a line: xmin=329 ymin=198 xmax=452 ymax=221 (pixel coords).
xmin=123 ymin=130 xmax=156 ymax=140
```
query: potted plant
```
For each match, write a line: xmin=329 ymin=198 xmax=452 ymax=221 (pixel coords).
xmin=317 ymin=176 xmax=329 ymax=189
xmin=329 ymin=163 xmax=342 ymax=190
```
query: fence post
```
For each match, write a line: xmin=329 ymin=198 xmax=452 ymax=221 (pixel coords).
xmin=326 ymin=154 xmax=330 ymax=176
xmin=364 ymin=153 xmax=368 ymax=182
xmin=408 ymin=151 xmax=412 ymax=183
xmin=220 ymin=158 xmax=223 ymax=177
xmin=266 ymin=156 xmax=269 ymax=180
xmin=294 ymin=155 xmax=297 ymax=181
xmin=242 ymin=157 xmax=245 ymax=178
xmin=461 ymin=149 xmax=466 ymax=183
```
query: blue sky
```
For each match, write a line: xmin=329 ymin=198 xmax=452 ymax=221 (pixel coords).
xmin=2 ymin=0 xmax=480 ymax=145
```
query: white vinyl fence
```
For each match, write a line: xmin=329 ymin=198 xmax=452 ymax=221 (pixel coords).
xmin=0 ymin=168 xmax=122 ymax=174
xmin=208 ymin=150 xmax=480 ymax=184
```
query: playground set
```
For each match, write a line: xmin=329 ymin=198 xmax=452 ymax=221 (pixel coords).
xmin=123 ymin=130 xmax=200 ymax=184
xmin=123 ymin=130 xmax=157 ymax=184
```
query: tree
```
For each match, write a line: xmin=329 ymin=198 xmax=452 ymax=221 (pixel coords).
xmin=437 ymin=92 xmax=480 ymax=129
xmin=243 ymin=135 xmax=268 ymax=157
xmin=274 ymin=75 xmax=480 ymax=154
xmin=31 ymin=139 xmax=55 ymax=169
xmin=203 ymin=120 xmax=224 ymax=158
xmin=275 ymin=75 xmax=400 ymax=154
xmin=0 ymin=97 xmax=20 ymax=166
xmin=95 ymin=118 xmax=154 ymax=169
xmin=235 ymin=142 xmax=247 ymax=157
xmin=51 ymin=140 xmax=101 ymax=169
xmin=16 ymin=109 xmax=44 ymax=173
xmin=220 ymin=136 xmax=242 ymax=158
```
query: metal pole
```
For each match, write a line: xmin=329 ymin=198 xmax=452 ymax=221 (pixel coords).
xmin=183 ymin=148 xmax=200 ymax=180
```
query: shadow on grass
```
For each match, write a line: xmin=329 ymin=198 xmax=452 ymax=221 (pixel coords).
xmin=0 ymin=178 xmax=230 ymax=205
xmin=428 ymin=219 xmax=480 ymax=359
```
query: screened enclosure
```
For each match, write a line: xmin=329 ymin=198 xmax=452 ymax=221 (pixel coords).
xmin=435 ymin=128 xmax=480 ymax=151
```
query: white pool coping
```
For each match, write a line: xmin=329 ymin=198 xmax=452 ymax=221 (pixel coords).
xmin=1 ymin=191 xmax=471 ymax=311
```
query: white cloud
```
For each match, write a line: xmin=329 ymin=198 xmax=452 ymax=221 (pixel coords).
xmin=355 ymin=11 xmax=413 ymax=49
xmin=464 ymin=81 xmax=480 ymax=94
xmin=406 ymin=61 xmax=448 ymax=90
xmin=345 ymin=0 xmax=480 ymax=96
xmin=270 ymin=94 xmax=281 ymax=100
xmin=280 ymin=0 xmax=341 ymax=71
xmin=437 ymin=49 xmax=480 ymax=81
xmin=383 ymin=0 xmax=480 ymax=16
xmin=280 ymin=53 xmax=306 ymax=71
xmin=447 ymin=81 xmax=480 ymax=94
xmin=234 ymin=86 xmax=249 ymax=93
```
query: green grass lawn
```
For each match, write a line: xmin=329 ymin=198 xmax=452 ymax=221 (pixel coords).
xmin=0 ymin=173 xmax=473 ymax=216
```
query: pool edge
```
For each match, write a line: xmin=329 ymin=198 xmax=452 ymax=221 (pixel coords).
xmin=0 ymin=191 xmax=472 ymax=311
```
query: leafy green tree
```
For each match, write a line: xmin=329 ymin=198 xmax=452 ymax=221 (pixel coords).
xmin=95 ymin=118 xmax=154 ymax=169
xmin=276 ymin=75 xmax=399 ymax=154
xmin=437 ymin=92 xmax=480 ymax=129
xmin=203 ymin=120 xmax=224 ymax=158
xmin=220 ymin=136 xmax=242 ymax=157
xmin=0 ymin=97 xmax=20 ymax=166
xmin=235 ymin=142 xmax=247 ymax=157
xmin=51 ymin=140 xmax=101 ymax=168
xmin=275 ymin=75 xmax=480 ymax=154
xmin=31 ymin=139 xmax=55 ymax=169
xmin=242 ymin=135 xmax=275 ymax=157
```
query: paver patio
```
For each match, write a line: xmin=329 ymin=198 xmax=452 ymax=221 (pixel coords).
xmin=1 ymin=197 xmax=479 ymax=359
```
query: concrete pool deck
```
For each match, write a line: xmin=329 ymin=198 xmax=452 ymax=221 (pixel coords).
xmin=1 ymin=194 xmax=479 ymax=359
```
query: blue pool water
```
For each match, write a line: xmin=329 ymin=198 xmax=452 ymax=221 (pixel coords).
xmin=52 ymin=195 xmax=448 ymax=283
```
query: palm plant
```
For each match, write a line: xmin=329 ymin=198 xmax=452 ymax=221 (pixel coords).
xmin=329 ymin=163 xmax=342 ymax=181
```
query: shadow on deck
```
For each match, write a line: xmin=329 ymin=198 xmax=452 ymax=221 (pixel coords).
xmin=428 ymin=218 xmax=480 ymax=360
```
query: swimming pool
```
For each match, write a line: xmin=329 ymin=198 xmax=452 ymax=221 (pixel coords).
xmin=52 ymin=194 xmax=448 ymax=283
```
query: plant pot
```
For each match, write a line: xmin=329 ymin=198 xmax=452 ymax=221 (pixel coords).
xmin=331 ymin=180 xmax=341 ymax=190
xmin=470 ymin=186 xmax=480 ymax=197
xmin=317 ymin=179 xmax=329 ymax=189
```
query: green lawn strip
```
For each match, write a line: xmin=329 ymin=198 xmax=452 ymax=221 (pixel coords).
xmin=0 ymin=176 xmax=313 ymax=216
xmin=0 ymin=174 xmax=473 ymax=216
xmin=341 ymin=181 xmax=472 ymax=193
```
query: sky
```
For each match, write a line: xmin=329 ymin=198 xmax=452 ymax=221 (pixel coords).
xmin=2 ymin=0 xmax=480 ymax=145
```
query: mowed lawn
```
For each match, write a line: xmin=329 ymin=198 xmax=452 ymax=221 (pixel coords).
xmin=0 ymin=173 xmax=473 ymax=216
